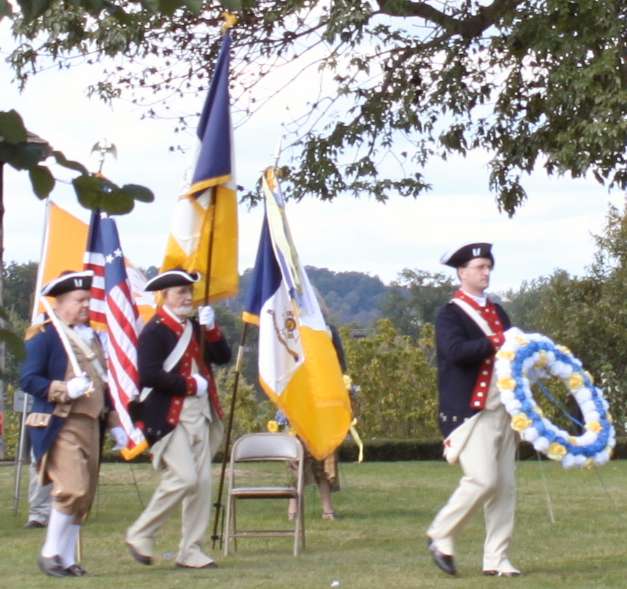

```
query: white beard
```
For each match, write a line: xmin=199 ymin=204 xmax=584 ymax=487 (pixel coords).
xmin=172 ymin=305 xmax=194 ymax=318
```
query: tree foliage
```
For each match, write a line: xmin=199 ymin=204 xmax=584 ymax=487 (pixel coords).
xmin=5 ymin=0 xmax=626 ymax=214
xmin=342 ymin=319 xmax=439 ymax=439
xmin=0 ymin=110 xmax=155 ymax=213
xmin=381 ymin=269 xmax=455 ymax=338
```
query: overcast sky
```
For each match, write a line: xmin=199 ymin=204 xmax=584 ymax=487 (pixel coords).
xmin=1 ymin=21 xmax=623 ymax=295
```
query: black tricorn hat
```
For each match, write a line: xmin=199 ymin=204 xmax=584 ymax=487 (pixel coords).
xmin=144 ymin=269 xmax=201 ymax=292
xmin=440 ymin=242 xmax=494 ymax=268
xmin=41 ymin=270 xmax=93 ymax=297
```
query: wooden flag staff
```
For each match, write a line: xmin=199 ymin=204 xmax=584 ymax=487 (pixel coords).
xmin=211 ymin=322 xmax=249 ymax=548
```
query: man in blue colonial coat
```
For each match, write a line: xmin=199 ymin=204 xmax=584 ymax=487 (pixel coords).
xmin=426 ymin=243 xmax=521 ymax=577
xmin=126 ymin=269 xmax=230 ymax=570
xmin=20 ymin=270 xmax=126 ymax=577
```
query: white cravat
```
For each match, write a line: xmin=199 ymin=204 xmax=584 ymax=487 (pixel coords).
xmin=162 ymin=304 xmax=187 ymax=325
xmin=73 ymin=323 xmax=95 ymax=344
xmin=462 ymin=289 xmax=487 ymax=307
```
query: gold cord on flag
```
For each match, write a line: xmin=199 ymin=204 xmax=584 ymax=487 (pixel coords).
xmin=349 ymin=418 xmax=364 ymax=463
xmin=223 ymin=11 xmax=238 ymax=30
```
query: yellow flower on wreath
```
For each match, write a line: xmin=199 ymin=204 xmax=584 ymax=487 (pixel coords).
xmin=535 ymin=351 xmax=550 ymax=368
xmin=586 ymin=421 xmax=602 ymax=433
xmin=497 ymin=377 xmax=516 ymax=391
xmin=266 ymin=420 xmax=279 ymax=433
xmin=511 ymin=414 xmax=532 ymax=432
xmin=496 ymin=350 xmax=515 ymax=361
xmin=547 ymin=442 xmax=567 ymax=461
xmin=568 ymin=373 xmax=584 ymax=390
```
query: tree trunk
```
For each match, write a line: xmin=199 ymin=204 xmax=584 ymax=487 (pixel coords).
xmin=0 ymin=161 xmax=5 ymax=459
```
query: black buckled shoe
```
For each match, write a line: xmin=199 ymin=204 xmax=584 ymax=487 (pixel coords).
xmin=38 ymin=554 xmax=68 ymax=577
xmin=127 ymin=542 xmax=153 ymax=566
xmin=65 ymin=564 xmax=87 ymax=576
xmin=427 ymin=538 xmax=457 ymax=576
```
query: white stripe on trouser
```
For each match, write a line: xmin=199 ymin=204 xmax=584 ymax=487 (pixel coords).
xmin=126 ymin=415 xmax=214 ymax=567
xmin=427 ymin=406 xmax=517 ymax=570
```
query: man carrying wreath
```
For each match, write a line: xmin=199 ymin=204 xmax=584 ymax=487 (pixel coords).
xmin=426 ymin=242 xmax=521 ymax=577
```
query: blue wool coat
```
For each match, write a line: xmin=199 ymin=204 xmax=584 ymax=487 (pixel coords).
xmin=435 ymin=301 xmax=511 ymax=438
xmin=19 ymin=325 xmax=74 ymax=461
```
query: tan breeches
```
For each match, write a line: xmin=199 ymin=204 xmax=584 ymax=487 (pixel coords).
xmin=126 ymin=416 xmax=214 ymax=567
xmin=42 ymin=414 xmax=100 ymax=522
xmin=428 ymin=407 xmax=517 ymax=568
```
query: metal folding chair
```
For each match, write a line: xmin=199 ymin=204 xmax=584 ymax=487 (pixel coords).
xmin=223 ymin=432 xmax=305 ymax=556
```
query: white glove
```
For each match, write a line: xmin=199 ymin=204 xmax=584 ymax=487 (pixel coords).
xmin=67 ymin=375 xmax=92 ymax=400
xmin=110 ymin=426 xmax=128 ymax=451
xmin=192 ymin=374 xmax=208 ymax=397
xmin=198 ymin=305 xmax=215 ymax=329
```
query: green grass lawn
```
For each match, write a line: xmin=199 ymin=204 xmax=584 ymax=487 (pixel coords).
xmin=1 ymin=459 xmax=626 ymax=588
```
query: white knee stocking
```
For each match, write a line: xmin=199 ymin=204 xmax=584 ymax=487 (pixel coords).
xmin=41 ymin=508 xmax=74 ymax=558
xmin=60 ymin=524 xmax=80 ymax=567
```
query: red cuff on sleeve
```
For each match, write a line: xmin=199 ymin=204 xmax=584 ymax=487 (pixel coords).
xmin=205 ymin=326 xmax=223 ymax=343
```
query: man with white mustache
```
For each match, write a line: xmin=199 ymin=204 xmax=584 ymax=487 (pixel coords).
xmin=126 ymin=268 xmax=231 ymax=569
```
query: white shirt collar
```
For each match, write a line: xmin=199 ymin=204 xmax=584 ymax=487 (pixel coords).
xmin=462 ymin=289 xmax=487 ymax=307
xmin=73 ymin=323 xmax=94 ymax=343
xmin=162 ymin=304 xmax=187 ymax=324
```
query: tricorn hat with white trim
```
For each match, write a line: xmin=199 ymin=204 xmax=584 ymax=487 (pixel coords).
xmin=440 ymin=242 xmax=494 ymax=268
xmin=41 ymin=270 xmax=93 ymax=297
xmin=144 ymin=269 xmax=201 ymax=292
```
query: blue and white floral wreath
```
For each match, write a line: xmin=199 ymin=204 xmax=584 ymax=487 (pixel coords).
xmin=495 ymin=328 xmax=616 ymax=469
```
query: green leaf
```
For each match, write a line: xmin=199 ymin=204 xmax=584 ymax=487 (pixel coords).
xmin=51 ymin=149 xmax=88 ymax=175
xmin=16 ymin=0 xmax=53 ymax=22
xmin=138 ymin=0 xmax=158 ymax=11
xmin=219 ymin=0 xmax=242 ymax=10
xmin=0 ymin=0 xmax=13 ymax=20
xmin=0 ymin=110 xmax=27 ymax=144
xmin=158 ymin=0 xmax=182 ymax=16
xmin=120 ymin=183 xmax=154 ymax=203
xmin=0 ymin=141 xmax=49 ymax=170
xmin=72 ymin=174 xmax=118 ymax=210
xmin=0 ymin=328 xmax=26 ymax=362
xmin=102 ymin=189 xmax=135 ymax=215
xmin=28 ymin=165 xmax=55 ymax=199
xmin=82 ymin=0 xmax=104 ymax=14
xmin=183 ymin=0 xmax=202 ymax=12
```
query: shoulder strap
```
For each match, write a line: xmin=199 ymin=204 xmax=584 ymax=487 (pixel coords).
xmin=450 ymin=298 xmax=494 ymax=337
xmin=164 ymin=320 xmax=193 ymax=371
xmin=139 ymin=320 xmax=193 ymax=402
xmin=63 ymin=325 xmax=108 ymax=382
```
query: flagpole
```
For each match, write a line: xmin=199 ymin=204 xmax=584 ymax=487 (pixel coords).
xmin=211 ymin=322 xmax=249 ymax=549
xmin=201 ymin=187 xmax=218 ymax=309
xmin=31 ymin=199 xmax=52 ymax=324
xmin=206 ymin=12 xmax=239 ymax=547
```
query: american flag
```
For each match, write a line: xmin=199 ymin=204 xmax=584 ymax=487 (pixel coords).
xmin=84 ymin=211 xmax=147 ymax=457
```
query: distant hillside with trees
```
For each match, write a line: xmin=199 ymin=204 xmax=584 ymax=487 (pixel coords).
xmin=222 ymin=266 xmax=389 ymax=327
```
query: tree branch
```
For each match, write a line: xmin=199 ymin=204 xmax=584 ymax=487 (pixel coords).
xmin=377 ymin=0 xmax=525 ymax=38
